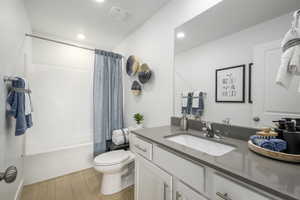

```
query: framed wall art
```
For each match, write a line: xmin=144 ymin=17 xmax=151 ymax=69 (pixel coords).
xmin=215 ymin=65 xmax=245 ymax=103
xmin=248 ymin=63 xmax=253 ymax=103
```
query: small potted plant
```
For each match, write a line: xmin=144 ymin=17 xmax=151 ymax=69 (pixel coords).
xmin=134 ymin=113 xmax=144 ymax=129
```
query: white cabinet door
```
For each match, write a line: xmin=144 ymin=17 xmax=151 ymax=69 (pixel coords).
xmin=135 ymin=154 xmax=172 ymax=200
xmin=174 ymin=180 xmax=208 ymax=200
xmin=253 ymin=40 xmax=300 ymax=127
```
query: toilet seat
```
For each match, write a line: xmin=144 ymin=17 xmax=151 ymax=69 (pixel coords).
xmin=94 ymin=150 xmax=131 ymax=166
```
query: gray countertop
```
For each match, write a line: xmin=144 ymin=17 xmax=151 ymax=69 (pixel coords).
xmin=132 ymin=126 xmax=300 ymax=200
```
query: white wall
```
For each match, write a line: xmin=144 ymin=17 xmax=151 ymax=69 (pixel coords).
xmin=24 ymin=38 xmax=94 ymax=184
xmin=115 ymin=0 xmax=223 ymax=128
xmin=26 ymin=38 xmax=94 ymax=155
xmin=174 ymin=13 xmax=292 ymax=127
xmin=0 ymin=0 xmax=31 ymax=199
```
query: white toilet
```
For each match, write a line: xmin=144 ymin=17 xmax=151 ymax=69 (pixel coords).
xmin=94 ymin=149 xmax=135 ymax=195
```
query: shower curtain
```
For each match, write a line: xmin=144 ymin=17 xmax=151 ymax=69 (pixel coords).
xmin=93 ymin=50 xmax=123 ymax=157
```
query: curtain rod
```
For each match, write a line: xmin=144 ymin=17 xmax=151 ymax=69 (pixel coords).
xmin=25 ymin=33 xmax=96 ymax=52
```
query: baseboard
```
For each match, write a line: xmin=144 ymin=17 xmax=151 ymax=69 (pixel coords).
xmin=15 ymin=179 xmax=24 ymax=200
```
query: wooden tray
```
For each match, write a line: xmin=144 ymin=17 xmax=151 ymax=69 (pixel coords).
xmin=248 ymin=140 xmax=300 ymax=163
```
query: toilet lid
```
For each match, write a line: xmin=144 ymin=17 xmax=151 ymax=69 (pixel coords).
xmin=94 ymin=150 xmax=130 ymax=166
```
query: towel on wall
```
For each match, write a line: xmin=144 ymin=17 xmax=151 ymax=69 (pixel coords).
xmin=181 ymin=92 xmax=189 ymax=114
xmin=276 ymin=10 xmax=300 ymax=92
xmin=23 ymin=78 xmax=33 ymax=115
xmin=6 ymin=78 xmax=33 ymax=136
xmin=187 ymin=92 xmax=193 ymax=115
xmin=191 ymin=91 xmax=204 ymax=117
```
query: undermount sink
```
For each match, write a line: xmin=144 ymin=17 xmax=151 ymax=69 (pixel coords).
xmin=165 ymin=134 xmax=235 ymax=156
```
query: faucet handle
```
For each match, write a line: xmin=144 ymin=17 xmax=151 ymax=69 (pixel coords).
xmin=214 ymin=129 xmax=223 ymax=140
xmin=222 ymin=118 xmax=231 ymax=125
xmin=207 ymin=122 xmax=212 ymax=131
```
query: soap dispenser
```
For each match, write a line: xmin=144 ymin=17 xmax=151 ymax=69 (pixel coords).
xmin=180 ymin=113 xmax=188 ymax=131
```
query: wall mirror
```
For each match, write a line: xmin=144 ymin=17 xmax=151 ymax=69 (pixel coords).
xmin=173 ymin=0 xmax=300 ymax=128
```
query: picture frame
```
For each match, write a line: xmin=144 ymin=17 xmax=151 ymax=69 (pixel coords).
xmin=215 ymin=65 xmax=245 ymax=103
xmin=248 ymin=63 xmax=253 ymax=103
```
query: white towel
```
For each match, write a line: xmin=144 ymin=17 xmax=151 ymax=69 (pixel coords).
xmin=112 ymin=128 xmax=129 ymax=145
xmin=21 ymin=78 xmax=33 ymax=115
xmin=276 ymin=10 xmax=300 ymax=91
xmin=290 ymin=46 xmax=300 ymax=92
xmin=192 ymin=91 xmax=200 ymax=108
xmin=289 ymin=45 xmax=300 ymax=75
xmin=181 ymin=91 xmax=188 ymax=107
xmin=276 ymin=46 xmax=294 ymax=89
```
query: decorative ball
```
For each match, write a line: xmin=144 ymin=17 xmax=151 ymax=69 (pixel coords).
xmin=138 ymin=63 xmax=152 ymax=84
xmin=126 ymin=56 xmax=140 ymax=76
xmin=131 ymin=80 xmax=142 ymax=95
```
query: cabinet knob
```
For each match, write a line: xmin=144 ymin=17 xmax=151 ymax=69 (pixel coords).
xmin=216 ymin=192 xmax=232 ymax=200
xmin=253 ymin=116 xmax=260 ymax=122
xmin=0 ymin=166 xmax=18 ymax=183
xmin=176 ymin=191 xmax=182 ymax=200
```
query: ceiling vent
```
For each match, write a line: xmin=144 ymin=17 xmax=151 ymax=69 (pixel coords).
xmin=109 ymin=6 xmax=130 ymax=21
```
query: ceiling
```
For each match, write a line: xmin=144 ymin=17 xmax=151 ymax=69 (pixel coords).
xmin=175 ymin=0 xmax=300 ymax=54
xmin=24 ymin=0 xmax=170 ymax=50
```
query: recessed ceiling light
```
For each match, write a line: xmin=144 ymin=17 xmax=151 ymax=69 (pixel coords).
xmin=95 ymin=0 xmax=105 ymax=3
xmin=77 ymin=34 xmax=86 ymax=40
xmin=177 ymin=32 xmax=185 ymax=39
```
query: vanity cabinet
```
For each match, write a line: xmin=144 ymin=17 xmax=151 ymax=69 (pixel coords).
xmin=135 ymin=154 xmax=172 ymax=200
xmin=131 ymin=134 xmax=283 ymax=200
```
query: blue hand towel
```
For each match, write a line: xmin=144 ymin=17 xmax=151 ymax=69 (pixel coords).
xmin=192 ymin=92 xmax=204 ymax=116
xmin=260 ymin=140 xmax=276 ymax=151
xmin=270 ymin=139 xmax=287 ymax=152
xmin=6 ymin=78 xmax=33 ymax=136
xmin=181 ymin=92 xmax=188 ymax=114
xmin=187 ymin=92 xmax=193 ymax=114
xmin=182 ymin=92 xmax=193 ymax=115
xmin=181 ymin=97 xmax=188 ymax=115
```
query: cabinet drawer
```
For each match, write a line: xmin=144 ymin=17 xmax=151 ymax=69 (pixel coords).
xmin=130 ymin=134 xmax=153 ymax=160
xmin=174 ymin=179 xmax=208 ymax=200
xmin=153 ymin=146 xmax=205 ymax=193
xmin=212 ymin=173 xmax=270 ymax=200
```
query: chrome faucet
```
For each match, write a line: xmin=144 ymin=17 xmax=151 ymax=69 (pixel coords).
xmin=202 ymin=122 xmax=222 ymax=139
xmin=202 ymin=122 xmax=214 ymax=138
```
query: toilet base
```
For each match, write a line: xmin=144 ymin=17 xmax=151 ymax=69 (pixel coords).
xmin=100 ymin=163 xmax=134 ymax=195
